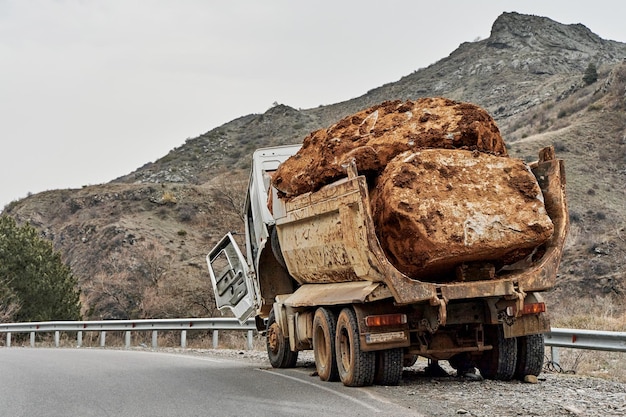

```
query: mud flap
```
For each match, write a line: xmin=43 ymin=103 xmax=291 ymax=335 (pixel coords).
xmin=503 ymin=313 xmax=550 ymax=338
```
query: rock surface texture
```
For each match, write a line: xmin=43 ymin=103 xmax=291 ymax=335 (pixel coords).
xmin=371 ymin=149 xmax=553 ymax=280
xmin=273 ymin=98 xmax=553 ymax=281
xmin=272 ymin=98 xmax=507 ymax=198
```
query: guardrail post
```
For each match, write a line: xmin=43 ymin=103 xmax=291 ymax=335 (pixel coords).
xmin=551 ymin=346 xmax=560 ymax=366
xmin=54 ymin=331 xmax=60 ymax=347
xmin=181 ymin=330 xmax=187 ymax=349
xmin=6 ymin=332 xmax=10 ymax=347
xmin=125 ymin=331 xmax=131 ymax=349
xmin=100 ymin=331 xmax=106 ymax=347
xmin=77 ymin=331 xmax=83 ymax=347
xmin=212 ymin=330 xmax=219 ymax=348
xmin=247 ymin=330 xmax=253 ymax=350
xmin=152 ymin=330 xmax=158 ymax=349
xmin=30 ymin=332 xmax=35 ymax=347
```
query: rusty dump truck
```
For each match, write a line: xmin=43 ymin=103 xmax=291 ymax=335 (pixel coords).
xmin=207 ymin=142 xmax=568 ymax=387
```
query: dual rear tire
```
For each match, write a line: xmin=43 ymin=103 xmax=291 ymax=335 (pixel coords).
xmin=313 ymin=307 xmax=403 ymax=387
xmin=515 ymin=334 xmax=544 ymax=378
xmin=312 ymin=307 xmax=339 ymax=381
xmin=476 ymin=325 xmax=545 ymax=380
xmin=335 ymin=307 xmax=376 ymax=387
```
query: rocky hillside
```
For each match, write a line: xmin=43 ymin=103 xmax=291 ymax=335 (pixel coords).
xmin=4 ymin=12 xmax=626 ymax=320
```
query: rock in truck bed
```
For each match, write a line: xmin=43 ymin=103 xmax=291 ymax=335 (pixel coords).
xmin=272 ymin=98 xmax=554 ymax=281
xmin=272 ymin=97 xmax=507 ymax=198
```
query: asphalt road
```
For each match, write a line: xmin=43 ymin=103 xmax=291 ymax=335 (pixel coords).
xmin=0 ymin=348 xmax=418 ymax=417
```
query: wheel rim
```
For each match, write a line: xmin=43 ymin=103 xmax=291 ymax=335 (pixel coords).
xmin=314 ymin=325 xmax=329 ymax=368
xmin=313 ymin=308 xmax=338 ymax=381
xmin=338 ymin=326 xmax=351 ymax=373
xmin=268 ymin=322 xmax=280 ymax=354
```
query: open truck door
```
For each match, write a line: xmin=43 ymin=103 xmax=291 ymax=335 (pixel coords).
xmin=207 ymin=232 xmax=257 ymax=322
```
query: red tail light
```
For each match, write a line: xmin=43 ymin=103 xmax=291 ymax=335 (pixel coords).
xmin=522 ymin=302 xmax=546 ymax=315
xmin=365 ymin=314 xmax=407 ymax=327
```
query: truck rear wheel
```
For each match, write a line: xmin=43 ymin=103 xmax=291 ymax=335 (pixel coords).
xmin=374 ymin=348 xmax=403 ymax=386
xmin=477 ymin=325 xmax=517 ymax=380
xmin=403 ymin=354 xmax=418 ymax=368
xmin=515 ymin=334 xmax=545 ymax=378
xmin=266 ymin=308 xmax=298 ymax=368
xmin=270 ymin=226 xmax=287 ymax=270
xmin=335 ymin=307 xmax=375 ymax=387
xmin=312 ymin=307 xmax=339 ymax=381
xmin=449 ymin=352 xmax=474 ymax=376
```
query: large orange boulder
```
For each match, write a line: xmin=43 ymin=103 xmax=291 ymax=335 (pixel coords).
xmin=272 ymin=98 xmax=507 ymax=198
xmin=370 ymin=149 xmax=554 ymax=280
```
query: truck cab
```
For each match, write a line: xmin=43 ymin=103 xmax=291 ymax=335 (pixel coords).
xmin=207 ymin=144 xmax=301 ymax=323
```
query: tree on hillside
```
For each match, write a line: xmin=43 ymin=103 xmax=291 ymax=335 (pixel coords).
xmin=583 ymin=62 xmax=598 ymax=85
xmin=0 ymin=216 xmax=81 ymax=322
xmin=207 ymin=173 xmax=248 ymax=225
xmin=0 ymin=278 xmax=21 ymax=322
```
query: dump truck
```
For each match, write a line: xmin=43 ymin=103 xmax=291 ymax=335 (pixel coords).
xmin=207 ymin=140 xmax=568 ymax=387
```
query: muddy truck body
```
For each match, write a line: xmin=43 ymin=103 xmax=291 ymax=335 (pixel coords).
xmin=207 ymin=143 xmax=568 ymax=387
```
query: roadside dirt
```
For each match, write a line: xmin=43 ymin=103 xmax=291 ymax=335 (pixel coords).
xmin=184 ymin=348 xmax=626 ymax=417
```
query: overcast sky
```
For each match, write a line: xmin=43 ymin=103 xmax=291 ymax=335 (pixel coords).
xmin=2 ymin=0 xmax=626 ymax=209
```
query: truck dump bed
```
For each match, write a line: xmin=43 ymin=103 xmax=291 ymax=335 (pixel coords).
xmin=274 ymin=147 xmax=567 ymax=308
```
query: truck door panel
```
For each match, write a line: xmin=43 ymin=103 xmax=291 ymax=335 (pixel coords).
xmin=207 ymin=232 xmax=256 ymax=322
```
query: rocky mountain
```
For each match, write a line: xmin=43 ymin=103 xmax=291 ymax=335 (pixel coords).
xmin=4 ymin=12 xmax=626 ymax=320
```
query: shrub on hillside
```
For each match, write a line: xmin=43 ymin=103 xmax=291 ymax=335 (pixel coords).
xmin=0 ymin=216 xmax=81 ymax=322
xmin=583 ymin=62 xmax=598 ymax=85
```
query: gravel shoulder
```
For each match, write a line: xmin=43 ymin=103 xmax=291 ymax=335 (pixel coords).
xmin=177 ymin=348 xmax=626 ymax=417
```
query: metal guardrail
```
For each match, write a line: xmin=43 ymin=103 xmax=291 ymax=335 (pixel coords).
xmin=544 ymin=328 xmax=626 ymax=352
xmin=0 ymin=318 xmax=257 ymax=350
xmin=544 ymin=327 xmax=626 ymax=367
xmin=1 ymin=320 xmax=624 ymax=356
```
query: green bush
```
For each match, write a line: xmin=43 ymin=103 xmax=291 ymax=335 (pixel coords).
xmin=0 ymin=216 xmax=81 ymax=322
xmin=583 ymin=63 xmax=598 ymax=85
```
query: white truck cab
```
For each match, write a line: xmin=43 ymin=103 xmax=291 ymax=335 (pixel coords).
xmin=207 ymin=144 xmax=301 ymax=323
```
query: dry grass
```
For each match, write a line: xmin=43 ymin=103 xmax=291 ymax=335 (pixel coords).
xmin=548 ymin=296 xmax=626 ymax=382
xmin=548 ymin=349 xmax=626 ymax=383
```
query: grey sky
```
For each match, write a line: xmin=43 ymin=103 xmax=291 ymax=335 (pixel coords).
xmin=1 ymin=0 xmax=625 ymax=209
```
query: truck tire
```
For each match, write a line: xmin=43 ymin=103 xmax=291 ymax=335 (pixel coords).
xmin=477 ymin=325 xmax=517 ymax=381
xmin=312 ymin=307 xmax=339 ymax=381
xmin=403 ymin=354 xmax=418 ymax=368
xmin=266 ymin=308 xmax=298 ymax=368
xmin=515 ymin=334 xmax=545 ymax=378
xmin=374 ymin=348 xmax=403 ymax=386
xmin=335 ymin=307 xmax=376 ymax=387
xmin=448 ymin=352 xmax=474 ymax=375
xmin=270 ymin=226 xmax=287 ymax=270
